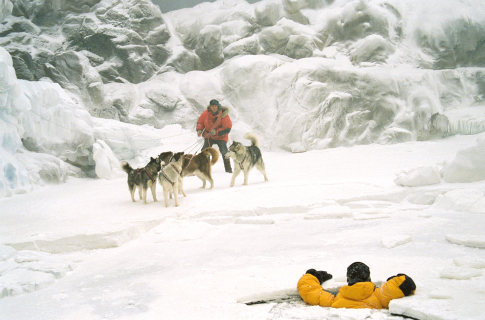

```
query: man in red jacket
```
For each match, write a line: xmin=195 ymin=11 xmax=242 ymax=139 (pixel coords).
xmin=197 ymin=99 xmax=233 ymax=173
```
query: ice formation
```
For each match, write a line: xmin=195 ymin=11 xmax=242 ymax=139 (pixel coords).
xmin=1 ymin=0 xmax=485 ymax=196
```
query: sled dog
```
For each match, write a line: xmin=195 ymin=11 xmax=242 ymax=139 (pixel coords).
xmin=158 ymin=152 xmax=185 ymax=207
xmin=181 ymin=147 xmax=219 ymax=189
xmin=225 ymin=133 xmax=268 ymax=187
xmin=121 ymin=156 xmax=161 ymax=204
xmin=158 ymin=151 xmax=174 ymax=167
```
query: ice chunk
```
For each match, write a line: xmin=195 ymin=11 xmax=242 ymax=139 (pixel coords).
xmin=453 ymin=257 xmax=485 ymax=269
xmin=304 ymin=205 xmax=352 ymax=219
xmin=433 ymin=188 xmax=485 ymax=214
xmin=0 ymin=246 xmax=17 ymax=261
xmin=428 ymin=289 xmax=452 ymax=299
xmin=440 ymin=267 xmax=482 ymax=280
xmin=0 ymin=268 xmax=56 ymax=298
xmin=93 ymin=139 xmax=124 ymax=180
xmin=446 ymin=234 xmax=485 ymax=249
xmin=442 ymin=137 xmax=485 ymax=183
xmin=381 ymin=235 xmax=412 ymax=248
xmin=394 ymin=166 xmax=442 ymax=187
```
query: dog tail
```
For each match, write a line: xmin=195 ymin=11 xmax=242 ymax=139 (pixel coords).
xmin=202 ymin=147 xmax=219 ymax=165
xmin=121 ymin=161 xmax=133 ymax=173
xmin=244 ymin=132 xmax=260 ymax=147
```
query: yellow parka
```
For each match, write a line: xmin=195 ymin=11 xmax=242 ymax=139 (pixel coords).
xmin=297 ymin=273 xmax=413 ymax=309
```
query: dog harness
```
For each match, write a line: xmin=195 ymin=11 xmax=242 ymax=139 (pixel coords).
xmin=237 ymin=154 xmax=246 ymax=170
xmin=160 ymin=164 xmax=180 ymax=186
xmin=135 ymin=168 xmax=155 ymax=182
xmin=181 ymin=154 xmax=195 ymax=173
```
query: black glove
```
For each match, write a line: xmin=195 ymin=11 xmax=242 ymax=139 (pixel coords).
xmin=387 ymin=273 xmax=416 ymax=296
xmin=306 ymin=269 xmax=333 ymax=284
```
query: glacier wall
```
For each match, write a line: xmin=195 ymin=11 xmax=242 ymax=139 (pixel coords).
xmin=1 ymin=0 xmax=485 ymax=196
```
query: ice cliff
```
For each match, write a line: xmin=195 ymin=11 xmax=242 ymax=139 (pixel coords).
xmin=1 ymin=0 xmax=485 ymax=196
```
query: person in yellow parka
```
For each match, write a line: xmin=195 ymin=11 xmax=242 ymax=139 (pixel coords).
xmin=297 ymin=262 xmax=416 ymax=309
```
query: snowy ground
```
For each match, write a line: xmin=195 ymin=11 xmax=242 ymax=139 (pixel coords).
xmin=1 ymin=133 xmax=485 ymax=320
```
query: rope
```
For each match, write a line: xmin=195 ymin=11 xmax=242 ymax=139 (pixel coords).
xmin=27 ymin=108 xmax=208 ymax=159
xmin=183 ymin=138 xmax=204 ymax=154
xmin=28 ymin=109 xmax=90 ymax=136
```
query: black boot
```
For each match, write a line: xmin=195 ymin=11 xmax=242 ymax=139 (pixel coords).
xmin=223 ymin=158 xmax=232 ymax=173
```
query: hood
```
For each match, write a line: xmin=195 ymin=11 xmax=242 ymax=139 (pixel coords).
xmin=339 ymin=282 xmax=376 ymax=301
xmin=206 ymin=105 xmax=229 ymax=118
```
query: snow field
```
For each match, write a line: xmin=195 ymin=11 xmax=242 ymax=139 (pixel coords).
xmin=1 ymin=134 xmax=485 ymax=319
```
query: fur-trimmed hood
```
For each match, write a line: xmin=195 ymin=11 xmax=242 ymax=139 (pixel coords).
xmin=206 ymin=105 xmax=230 ymax=118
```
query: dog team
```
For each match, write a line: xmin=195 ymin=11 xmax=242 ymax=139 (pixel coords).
xmin=121 ymin=99 xmax=268 ymax=207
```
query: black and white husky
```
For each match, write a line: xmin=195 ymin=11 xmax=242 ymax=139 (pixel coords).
xmin=121 ymin=157 xmax=161 ymax=204
xmin=225 ymin=133 xmax=268 ymax=187
xmin=158 ymin=152 xmax=185 ymax=207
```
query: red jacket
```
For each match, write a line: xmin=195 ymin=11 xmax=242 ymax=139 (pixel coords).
xmin=196 ymin=106 xmax=232 ymax=142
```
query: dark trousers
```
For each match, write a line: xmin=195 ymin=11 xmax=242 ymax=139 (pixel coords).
xmin=202 ymin=139 xmax=228 ymax=156
xmin=202 ymin=139 xmax=232 ymax=172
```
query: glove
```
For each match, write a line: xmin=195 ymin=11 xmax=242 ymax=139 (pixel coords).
xmin=197 ymin=130 xmax=202 ymax=137
xmin=202 ymin=131 xmax=212 ymax=139
xmin=210 ymin=129 xmax=216 ymax=135
xmin=306 ymin=269 xmax=333 ymax=284
xmin=386 ymin=273 xmax=416 ymax=296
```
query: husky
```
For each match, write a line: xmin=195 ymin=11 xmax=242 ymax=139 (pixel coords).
xmin=158 ymin=151 xmax=174 ymax=167
xmin=121 ymin=156 xmax=161 ymax=204
xmin=225 ymin=133 xmax=268 ymax=187
xmin=181 ymin=147 xmax=219 ymax=189
xmin=158 ymin=152 xmax=185 ymax=207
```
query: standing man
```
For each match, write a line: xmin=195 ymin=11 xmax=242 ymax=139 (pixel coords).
xmin=197 ymin=99 xmax=233 ymax=173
